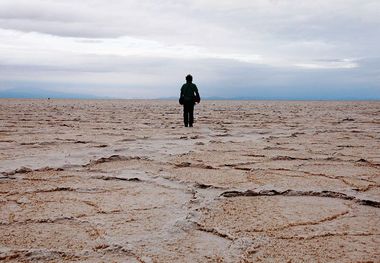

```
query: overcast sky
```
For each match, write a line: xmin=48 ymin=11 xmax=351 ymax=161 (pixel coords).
xmin=0 ymin=0 xmax=379 ymax=99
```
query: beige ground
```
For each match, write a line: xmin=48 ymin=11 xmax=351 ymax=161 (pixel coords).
xmin=0 ymin=99 xmax=379 ymax=262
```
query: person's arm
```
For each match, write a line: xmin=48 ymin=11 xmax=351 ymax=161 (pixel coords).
xmin=179 ymin=85 xmax=184 ymax=105
xmin=194 ymin=85 xmax=200 ymax=103
xmin=193 ymin=85 xmax=199 ymax=96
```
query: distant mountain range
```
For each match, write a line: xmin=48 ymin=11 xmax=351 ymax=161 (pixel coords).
xmin=1 ymin=88 xmax=378 ymax=100
xmin=0 ymin=89 xmax=245 ymax=100
xmin=0 ymin=88 xmax=100 ymax=99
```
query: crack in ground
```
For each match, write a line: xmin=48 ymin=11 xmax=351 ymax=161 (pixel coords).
xmin=0 ymin=248 xmax=81 ymax=261
xmin=220 ymin=189 xmax=380 ymax=208
xmin=193 ymin=182 xmax=227 ymax=190
xmin=0 ymin=206 xmax=166 ymax=226
xmin=92 ymin=175 xmax=142 ymax=182
xmin=194 ymin=222 xmax=235 ymax=241
xmin=243 ymin=210 xmax=352 ymax=234
xmin=84 ymin=155 xmax=150 ymax=167
xmin=173 ymin=161 xmax=217 ymax=169
xmin=249 ymin=167 xmax=376 ymax=189
xmin=4 ymin=187 xmax=111 ymax=197
xmin=1 ymin=167 xmax=64 ymax=177
xmin=0 ymin=245 xmax=145 ymax=262
xmin=276 ymin=232 xmax=380 ymax=240
xmin=94 ymin=244 xmax=146 ymax=263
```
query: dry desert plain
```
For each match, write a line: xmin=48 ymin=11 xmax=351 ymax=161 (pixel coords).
xmin=0 ymin=99 xmax=379 ymax=262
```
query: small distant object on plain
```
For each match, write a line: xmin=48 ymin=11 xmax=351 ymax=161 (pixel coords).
xmin=179 ymin=74 xmax=201 ymax=127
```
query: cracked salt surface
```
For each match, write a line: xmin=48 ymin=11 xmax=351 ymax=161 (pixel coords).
xmin=0 ymin=99 xmax=379 ymax=262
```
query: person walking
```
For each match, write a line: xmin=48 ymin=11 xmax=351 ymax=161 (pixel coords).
xmin=179 ymin=74 xmax=200 ymax=127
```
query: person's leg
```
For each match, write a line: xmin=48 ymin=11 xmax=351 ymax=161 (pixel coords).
xmin=183 ymin=104 xmax=189 ymax=127
xmin=189 ymin=103 xmax=194 ymax=127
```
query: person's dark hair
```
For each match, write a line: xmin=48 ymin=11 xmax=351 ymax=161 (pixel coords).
xmin=186 ymin=74 xmax=193 ymax=82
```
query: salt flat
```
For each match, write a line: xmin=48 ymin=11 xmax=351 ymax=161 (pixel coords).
xmin=0 ymin=99 xmax=379 ymax=262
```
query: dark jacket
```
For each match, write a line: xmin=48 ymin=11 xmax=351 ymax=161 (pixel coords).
xmin=180 ymin=82 xmax=200 ymax=104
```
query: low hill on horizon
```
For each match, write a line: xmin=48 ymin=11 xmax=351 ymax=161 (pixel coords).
xmin=0 ymin=88 xmax=100 ymax=99
xmin=1 ymin=88 xmax=379 ymax=101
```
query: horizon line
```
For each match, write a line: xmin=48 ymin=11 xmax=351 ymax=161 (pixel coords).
xmin=0 ymin=97 xmax=379 ymax=102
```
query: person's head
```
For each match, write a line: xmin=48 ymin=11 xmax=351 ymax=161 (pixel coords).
xmin=186 ymin=74 xmax=193 ymax=83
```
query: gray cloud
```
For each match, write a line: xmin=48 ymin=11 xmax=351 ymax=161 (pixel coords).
xmin=0 ymin=0 xmax=379 ymax=99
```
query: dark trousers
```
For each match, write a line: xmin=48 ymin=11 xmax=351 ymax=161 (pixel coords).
xmin=183 ymin=102 xmax=195 ymax=127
